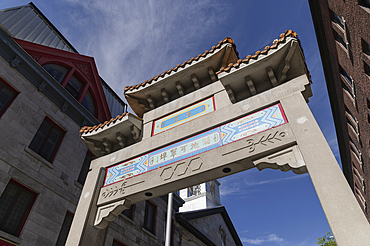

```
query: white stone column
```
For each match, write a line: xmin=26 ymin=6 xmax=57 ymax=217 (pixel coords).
xmin=65 ymin=167 xmax=107 ymax=246
xmin=280 ymin=92 xmax=370 ymax=245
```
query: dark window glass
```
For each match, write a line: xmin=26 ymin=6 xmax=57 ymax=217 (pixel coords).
xmin=81 ymin=90 xmax=96 ymax=116
xmin=339 ymin=65 xmax=352 ymax=85
xmin=333 ymin=30 xmax=346 ymax=48
xmin=65 ymin=75 xmax=83 ymax=99
xmin=55 ymin=212 xmax=74 ymax=246
xmin=359 ymin=0 xmax=370 ymax=8
xmin=362 ymin=39 xmax=370 ymax=56
xmin=364 ymin=62 xmax=370 ymax=76
xmin=29 ymin=118 xmax=65 ymax=162
xmin=43 ymin=64 xmax=68 ymax=83
xmin=113 ymin=239 xmax=126 ymax=246
xmin=0 ymin=79 xmax=18 ymax=117
xmin=0 ymin=180 xmax=37 ymax=236
xmin=330 ymin=9 xmax=344 ymax=29
xmin=341 ymin=80 xmax=354 ymax=99
xmin=77 ymin=152 xmax=94 ymax=185
xmin=143 ymin=201 xmax=156 ymax=234
xmin=122 ymin=204 xmax=135 ymax=220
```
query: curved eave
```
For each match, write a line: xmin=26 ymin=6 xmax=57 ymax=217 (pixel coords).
xmin=125 ymin=42 xmax=238 ymax=117
xmin=218 ymin=36 xmax=311 ymax=103
xmin=80 ymin=113 xmax=142 ymax=157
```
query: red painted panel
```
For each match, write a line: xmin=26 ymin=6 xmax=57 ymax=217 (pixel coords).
xmin=0 ymin=239 xmax=16 ymax=246
xmin=14 ymin=38 xmax=112 ymax=122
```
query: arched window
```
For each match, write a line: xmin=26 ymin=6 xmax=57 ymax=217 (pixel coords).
xmin=81 ymin=90 xmax=95 ymax=116
xmin=42 ymin=63 xmax=97 ymax=117
xmin=43 ymin=64 xmax=68 ymax=83
xmin=65 ymin=75 xmax=83 ymax=99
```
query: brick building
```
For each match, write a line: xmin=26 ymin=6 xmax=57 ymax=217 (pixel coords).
xmin=308 ymin=0 xmax=370 ymax=220
xmin=0 ymin=3 xmax=241 ymax=246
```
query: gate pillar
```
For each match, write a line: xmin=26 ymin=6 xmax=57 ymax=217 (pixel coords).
xmin=280 ymin=92 xmax=370 ymax=245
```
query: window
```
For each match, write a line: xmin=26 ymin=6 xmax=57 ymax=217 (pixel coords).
xmin=362 ymin=39 xmax=370 ymax=56
xmin=81 ymin=90 xmax=95 ymax=116
xmin=210 ymin=181 xmax=215 ymax=197
xmin=42 ymin=63 xmax=97 ymax=117
xmin=77 ymin=152 xmax=94 ymax=185
xmin=330 ymin=9 xmax=344 ymax=29
xmin=364 ymin=62 xmax=370 ymax=76
xmin=55 ymin=211 xmax=74 ymax=246
xmin=43 ymin=64 xmax=69 ymax=83
xmin=122 ymin=204 xmax=135 ymax=220
xmin=359 ymin=0 xmax=370 ymax=8
xmin=143 ymin=201 xmax=156 ymax=234
xmin=333 ymin=30 xmax=346 ymax=48
xmin=112 ymin=239 xmax=126 ymax=246
xmin=29 ymin=117 xmax=65 ymax=162
xmin=340 ymin=66 xmax=352 ymax=85
xmin=65 ymin=75 xmax=83 ymax=99
xmin=188 ymin=185 xmax=201 ymax=197
xmin=0 ymin=78 xmax=18 ymax=117
xmin=0 ymin=180 xmax=37 ymax=236
xmin=349 ymin=137 xmax=362 ymax=163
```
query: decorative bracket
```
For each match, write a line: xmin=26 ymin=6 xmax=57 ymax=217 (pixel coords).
xmin=253 ymin=145 xmax=307 ymax=174
xmin=94 ymin=198 xmax=131 ymax=229
xmin=176 ymin=81 xmax=185 ymax=96
xmin=38 ymin=81 xmax=47 ymax=92
xmin=279 ymin=40 xmax=297 ymax=83
xmin=10 ymin=56 xmax=21 ymax=68
xmin=191 ymin=74 xmax=200 ymax=89
xmin=61 ymin=102 xmax=69 ymax=112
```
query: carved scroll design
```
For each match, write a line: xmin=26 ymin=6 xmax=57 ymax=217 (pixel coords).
xmin=94 ymin=198 xmax=131 ymax=229
xmin=101 ymin=181 xmax=127 ymax=199
xmin=74 ymin=62 xmax=92 ymax=80
xmin=223 ymin=130 xmax=286 ymax=156
xmin=253 ymin=145 xmax=307 ymax=174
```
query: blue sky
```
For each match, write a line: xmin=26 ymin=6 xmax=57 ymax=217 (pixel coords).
xmin=0 ymin=0 xmax=340 ymax=245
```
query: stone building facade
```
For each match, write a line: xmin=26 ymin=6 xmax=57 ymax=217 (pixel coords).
xmin=309 ymin=0 xmax=370 ymax=221
xmin=0 ymin=3 xmax=241 ymax=246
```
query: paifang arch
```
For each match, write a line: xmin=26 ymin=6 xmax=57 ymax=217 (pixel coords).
xmin=67 ymin=31 xmax=370 ymax=246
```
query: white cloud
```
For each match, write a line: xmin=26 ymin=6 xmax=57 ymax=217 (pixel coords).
xmin=58 ymin=0 xmax=231 ymax=99
xmin=220 ymin=172 xmax=307 ymax=196
xmin=242 ymin=234 xmax=286 ymax=245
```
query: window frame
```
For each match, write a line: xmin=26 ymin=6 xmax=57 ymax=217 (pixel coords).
xmin=0 ymin=78 xmax=19 ymax=118
xmin=42 ymin=63 xmax=97 ymax=117
xmin=77 ymin=151 xmax=95 ymax=185
xmin=0 ymin=179 xmax=37 ymax=237
xmin=122 ymin=204 xmax=135 ymax=220
xmin=55 ymin=211 xmax=74 ymax=246
xmin=28 ymin=117 xmax=66 ymax=163
xmin=359 ymin=0 xmax=370 ymax=9
xmin=112 ymin=239 xmax=127 ymax=246
xmin=143 ymin=200 xmax=157 ymax=234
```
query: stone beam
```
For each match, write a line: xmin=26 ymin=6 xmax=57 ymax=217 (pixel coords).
xmin=95 ymin=124 xmax=299 ymax=217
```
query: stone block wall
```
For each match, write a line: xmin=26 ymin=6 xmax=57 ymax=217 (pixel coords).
xmin=0 ymin=56 xmax=88 ymax=245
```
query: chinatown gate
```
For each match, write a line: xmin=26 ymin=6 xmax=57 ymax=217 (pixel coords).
xmin=66 ymin=31 xmax=370 ymax=246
